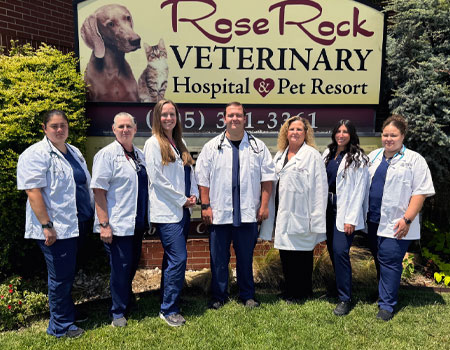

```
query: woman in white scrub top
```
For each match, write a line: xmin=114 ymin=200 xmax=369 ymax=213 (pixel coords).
xmin=273 ymin=116 xmax=328 ymax=302
xmin=367 ymin=114 xmax=434 ymax=321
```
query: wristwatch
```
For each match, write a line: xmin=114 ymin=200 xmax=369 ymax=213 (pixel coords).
xmin=42 ymin=221 xmax=53 ymax=229
xmin=201 ymin=203 xmax=211 ymax=210
xmin=403 ymin=217 xmax=412 ymax=225
xmin=100 ymin=221 xmax=110 ymax=228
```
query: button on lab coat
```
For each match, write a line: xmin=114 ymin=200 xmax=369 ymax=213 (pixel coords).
xmin=143 ymin=135 xmax=198 ymax=223
xmin=367 ymin=147 xmax=435 ymax=240
xmin=17 ymin=137 xmax=93 ymax=240
xmin=90 ymin=140 xmax=149 ymax=236
xmin=195 ymin=132 xmax=276 ymax=225
xmin=273 ymin=144 xmax=328 ymax=251
xmin=322 ymin=148 xmax=369 ymax=232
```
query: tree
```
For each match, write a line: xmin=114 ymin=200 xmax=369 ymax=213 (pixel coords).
xmin=385 ymin=0 xmax=450 ymax=227
xmin=0 ymin=42 xmax=88 ymax=278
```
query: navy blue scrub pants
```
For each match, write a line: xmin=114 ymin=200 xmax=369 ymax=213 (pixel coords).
xmin=37 ymin=237 xmax=78 ymax=337
xmin=209 ymin=222 xmax=259 ymax=303
xmin=326 ymin=194 xmax=357 ymax=302
xmin=103 ymin=227 xmax=144 ymax=320
xmin=158 ymin=208 xmax=190 ymax=316
xmin=332 ymin=227 xmax=355 ymax=303
xmin=368 ymin=222 xmax=411 ymax=313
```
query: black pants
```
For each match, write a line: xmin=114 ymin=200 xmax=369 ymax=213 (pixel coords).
xmin=279 ymin=249 xmax=314 ymax=299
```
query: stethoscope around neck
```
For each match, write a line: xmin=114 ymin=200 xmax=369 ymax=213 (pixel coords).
xmin=217 ymin=131 xmax=261 ymax=154
xmin=371 ymin=144 xmax=406 ymax=164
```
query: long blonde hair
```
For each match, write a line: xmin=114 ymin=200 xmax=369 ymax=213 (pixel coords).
xmin=277 ymin=116 xmax=316 ymax=151
xmin=152 ymin=99 xmax=194 ymax=166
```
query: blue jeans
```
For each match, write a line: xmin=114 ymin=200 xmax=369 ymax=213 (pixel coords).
xmin=209 ymin=223 xmax=258 ymax=302
xmin=37 ymin=238 xmax=78 ymax=337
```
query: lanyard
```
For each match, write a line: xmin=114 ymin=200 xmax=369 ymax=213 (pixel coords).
xmin=371 ymin=145 xmax=405 ymax=164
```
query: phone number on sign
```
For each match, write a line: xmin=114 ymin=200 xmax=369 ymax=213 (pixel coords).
xmin=146 ymin=110 xmax=318 ymax=132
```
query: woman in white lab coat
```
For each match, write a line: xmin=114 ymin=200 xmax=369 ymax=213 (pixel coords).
xmin=144 ymin=99 xmax=198 ymax=327
xmin=91 ymin=112 xmax=149 ymax=328
xmin=367 ymin=114 xmax=434 ymax=321
xmin=323 ymin=119 xmax=369 ymax=316
xmin=17 ymin=110 xmax=93 ymax=338
xmin=274 ymin=116 xmax=328 ymax=302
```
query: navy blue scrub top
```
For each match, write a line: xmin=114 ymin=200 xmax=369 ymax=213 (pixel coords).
xmin=326 ymin=151 xmax=345 ymax=195
xmin=367 ymin=155 xmax=389 ymax=224
xmin=135 ymin=161 xmax=149 ymax=230
xmin=184 ymin=165 xmax=191 ymax=197
xmin=229 ymin=139 xmax=242 ymax=227
xmin=62 ymin=149 xmax=93 ymax=222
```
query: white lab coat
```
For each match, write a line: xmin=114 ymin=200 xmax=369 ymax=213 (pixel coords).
xmin=322 ymin=148 xmax=369 ymax=231
xmin=272 ymin=144 xmax=328 ymax=251
xmin=195 ymin=132 xmax=276 ymax=225
xmin=367 ymin=146 xmax=435 ymax=240
xmin=90 ymin=140 xmax=150 ymax=236
xmin=143 ymin=135 xmax=198 ymax=223
xmin=17 ymin=137 xmax=93 ymax=240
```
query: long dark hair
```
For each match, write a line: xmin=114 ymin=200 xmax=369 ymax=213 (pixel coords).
xmin=324 ymin=119 xmax=368 ymax=170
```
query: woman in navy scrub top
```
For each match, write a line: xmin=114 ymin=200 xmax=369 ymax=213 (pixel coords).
xmin=91 ymin=112 xmax=149 ymax=328
xmin=17 ymin=110 xmax=93 ymax=338
xmin=323 ymin=120 xmax=369 ymax=316
xmin=367 ymin=115 xmax=434 ymax=321
xmin=144 ymin=100 xmax=198 ymax=327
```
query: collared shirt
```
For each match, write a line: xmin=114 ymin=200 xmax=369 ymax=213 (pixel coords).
xmin=367 ymin=146 xmax=435 ymax=239
xmin=17 ymin=137 xmax=93 ymax=240
xmin=144 ymin=135 xmax=198 ymax=223
xmin=91 ymin=140 xmax=149 ymax=236
xmin=195 ymin=132 xmax=276 ymax=225
xmin=322 ymin=148 xmax=369 ymax=232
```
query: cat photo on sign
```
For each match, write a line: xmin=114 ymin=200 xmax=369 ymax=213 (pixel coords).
xmin=138 ymin=38 xmax=169 ymax=103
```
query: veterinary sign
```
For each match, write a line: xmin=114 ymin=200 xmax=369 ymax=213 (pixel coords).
xmin=75 ymin=0 xmax=384 ymax=105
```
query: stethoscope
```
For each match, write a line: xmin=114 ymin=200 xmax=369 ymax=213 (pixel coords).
xmin=46 ymin=137 xmax=85 ymax=175
xmin=371 ymin=144 xmax=406 ymax=164
xmin=217 ymin=131 xmax=262 ymax=154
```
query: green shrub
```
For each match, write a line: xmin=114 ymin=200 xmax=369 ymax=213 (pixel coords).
xmin=0 ymin=42 xmax=88 ymax=278
xmin=0 ymin=276 xmax=48 ymax=331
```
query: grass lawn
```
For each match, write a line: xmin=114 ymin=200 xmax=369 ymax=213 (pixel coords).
xmin=1 ymin=287 xmax=449 ymax=350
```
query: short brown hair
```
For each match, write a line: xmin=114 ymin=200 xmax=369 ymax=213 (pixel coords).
xmin=224 ymin=101 xmax=246 ymax=116
xmin=382 ymin=114 xmax=408 ymax=135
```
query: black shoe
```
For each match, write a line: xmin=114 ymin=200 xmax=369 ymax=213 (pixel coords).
xmin=208 ymin=299 xmax=226 ymax=310
xmin=243 ymin=299 xmax=260 ymax=308
xmin=333 ymin=301 xmax=351 ymax=316
xmin=376 ymin=309 xmax=393 ymax=321
xmin=66 ymin=327 xmax=84 ymax=338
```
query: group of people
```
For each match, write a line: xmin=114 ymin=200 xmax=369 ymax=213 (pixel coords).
xmin=16 ymin=101 xmax=434 ymax=338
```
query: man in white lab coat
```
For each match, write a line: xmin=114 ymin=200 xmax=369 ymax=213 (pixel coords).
xmin=196 ymin=102 xmax=276 ymax=309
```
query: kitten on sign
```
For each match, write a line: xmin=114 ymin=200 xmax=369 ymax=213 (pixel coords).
xmin=138 ymin=38 xmax=169 ymax=103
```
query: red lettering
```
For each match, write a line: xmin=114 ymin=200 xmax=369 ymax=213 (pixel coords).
xmin=253 ymin=18 xmax=269 ymax=35
xmin=161 ymin=0 xmax=231 ymax=44
xmin=216 ymin=18 xmax=232 ymax=35
xmin=235 ymin=18 xmax=251 ymax=36
xmin=337 ymin=21 xmax=350 ymax=36
xmin=318 ymin=21 xmax=334 ymax=37
xmin=269 ymin=0 xmax=335 ymax=46
xmin=353 ymin=8 xmax=374 ymax=37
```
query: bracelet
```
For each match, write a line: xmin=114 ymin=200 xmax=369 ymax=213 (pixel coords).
xmin=201 ymin=203 xmax=211 ymax=210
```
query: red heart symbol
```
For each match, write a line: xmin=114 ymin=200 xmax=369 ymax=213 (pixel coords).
xmin=254 ymin=78 xmax=275 ymax=97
